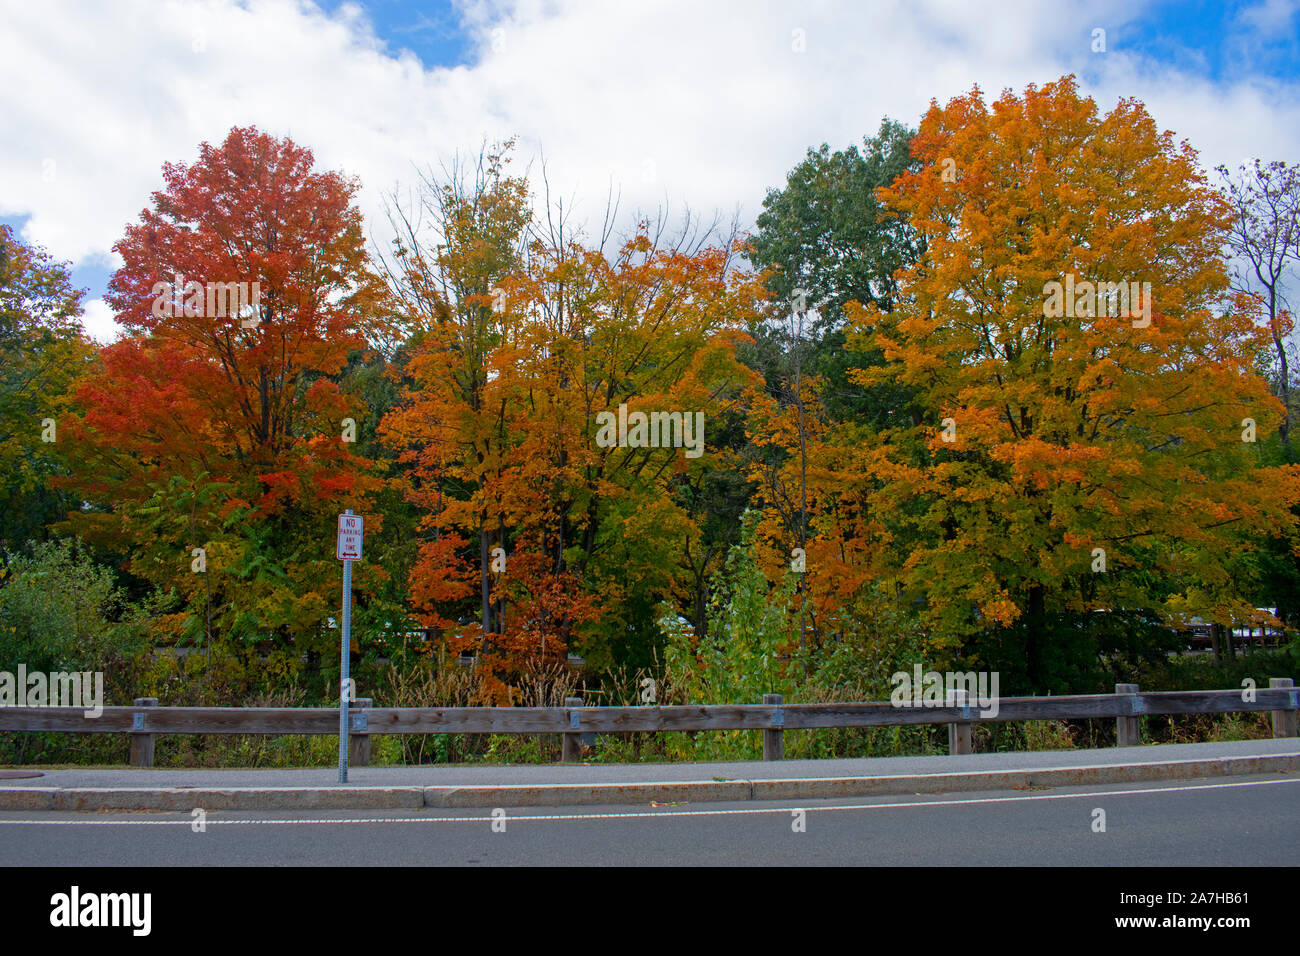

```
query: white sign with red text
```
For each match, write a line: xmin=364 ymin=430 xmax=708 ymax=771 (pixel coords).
xmin=337 ymin=513 xmax=364 ymax=561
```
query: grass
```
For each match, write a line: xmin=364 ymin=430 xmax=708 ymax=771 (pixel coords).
xmin=5 ymin=646 xmax=1293 ymax=767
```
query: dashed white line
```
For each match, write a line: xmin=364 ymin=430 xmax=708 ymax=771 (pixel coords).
xmin=0 ymin=775 xmax=1295 ymax=826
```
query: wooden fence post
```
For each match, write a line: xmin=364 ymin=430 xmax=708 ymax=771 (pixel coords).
xmin=348 ymin=698 xmax=371 ymax=766
xmin=763 ymin=693 xmax=784 ymax=760
xmin=129 ymin=697 xmax=157 ymax=767
xmin=1270 ymin=678 xmax=1297 ymax=738
xmin=947 ymin=689 xmax=973 ymax=755
xmin=562 ymin=696 xmax=583 ymax=763
xmin=1115 ymin=683 xmax=1141 ymax=747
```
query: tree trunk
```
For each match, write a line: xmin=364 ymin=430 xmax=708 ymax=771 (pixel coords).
xmin=1211 ymin=622 xmax=1235 ymax=662
xmin=1026 ymin=584 xmax=1046 ymax=690
xmin=793 ymin=308 xmax=809 ymax=675
xmin=494 ymin=515 xmax=506 ymax=642
xmin=1276 ymin=327 xmax=1290 ymax=450
xmin=479 ymin=519 xmax=492 ymax=640
xmin=1269 ymin=285 xmax=1290 ymax=452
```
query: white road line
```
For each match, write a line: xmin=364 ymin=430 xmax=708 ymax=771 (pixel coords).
xmin=1 ymin=775 xmax=1296 ymax=826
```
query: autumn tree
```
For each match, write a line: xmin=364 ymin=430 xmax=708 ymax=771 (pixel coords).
xmin=0 ymin=225 xmax=93 ymax=551
xmin=511 ymin=220 xmax=766 ymax=669
xmin=378 ymin=142 xmax=533 ymax=651
xmin=742 ymin=121 xmax=925 ymax=672
xmin=61 ymin=127 xmax=392 ymax=673
xmin=848 ymin=77 xmax=1300 ymax=691
xmin=381 ymin=144 xmax=767 ymax=692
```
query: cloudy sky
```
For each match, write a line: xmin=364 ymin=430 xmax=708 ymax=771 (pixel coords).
xmin=2 ymin=0 xmax=1298 ymax=342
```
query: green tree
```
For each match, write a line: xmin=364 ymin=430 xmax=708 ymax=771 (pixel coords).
xmin=0 ymin=538 xmax=143 ymax=675
xmin=743 ymin=120 xmax=926 ymax=668
xmin=747 ymin=119 xmax=924 ymax=426
xmin=0 ymin=225 xmax=94 ymax=552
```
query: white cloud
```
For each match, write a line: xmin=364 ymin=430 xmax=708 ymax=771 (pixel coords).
xmin=1237 ymin=0 xmax=1300 ymax=34
xmin=2 ymin=0 xmax=1298 ymax=310
xmin=79 ymin=298 xmax=121 ymax=344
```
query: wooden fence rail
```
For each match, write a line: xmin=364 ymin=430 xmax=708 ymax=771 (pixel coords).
xmin=2 ymin=680 xmax=1295 ymax=767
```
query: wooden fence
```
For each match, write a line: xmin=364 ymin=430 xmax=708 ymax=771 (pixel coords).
xmin=2 ymin=680 xmax=1296 ymax=767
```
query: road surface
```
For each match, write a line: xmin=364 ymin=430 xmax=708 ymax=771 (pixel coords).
xmin=2 ymin=773 xmax=1295 ymax=866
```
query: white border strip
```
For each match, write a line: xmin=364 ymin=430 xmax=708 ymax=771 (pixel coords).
xmin=1 ymin=776 xmax=1295 ymax=826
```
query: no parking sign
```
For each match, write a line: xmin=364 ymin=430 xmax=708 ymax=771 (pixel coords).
xmin=337 ymin=513 xmax=364 ymax=560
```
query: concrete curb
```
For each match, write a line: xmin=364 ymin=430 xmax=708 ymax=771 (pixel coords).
xmin=746 ymin=751 xmax=1300 ymax=801
xmin=428 ymin=779 xmax=754 ymax=808
xmin=2 ymin=752 xmax=1295 ymax=811
xmin=2 ymin=787 xmax=426 ymax=812
xmin=428 ymin=751 xmax=1300 ymax=807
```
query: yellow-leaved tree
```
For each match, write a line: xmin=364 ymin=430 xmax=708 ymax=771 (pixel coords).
xmin=847 ymin=77 xmax=1300 ymax=690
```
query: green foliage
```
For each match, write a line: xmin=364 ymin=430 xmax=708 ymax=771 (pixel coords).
xmin=0 ymin=225 xmax=93 ymax=552
xmin=745 ymin=119 xmax=924 ymax=427
xmin=1146 ymin=644 xmax=1298 ymax=692
xmin=0 ymin=538 xmax=144 ymax=676
xmin=0 ymin=538 xmax=155 ymax=765
xmin=749 ymin=119 xmax=922 ymax=324
xmin=137 ymin=644 xmax=304 ymax=707
xmin=663 ymin=512 xmax=795 ymax=705
xmin=659 ymin=511 xmax=795 ymax=759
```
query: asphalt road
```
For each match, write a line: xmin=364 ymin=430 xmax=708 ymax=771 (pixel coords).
xmin=1 ymin=773 xmax=1296 ymax=866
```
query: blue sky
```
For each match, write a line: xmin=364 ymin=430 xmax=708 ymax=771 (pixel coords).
xmin=1115 ymin=0 xmax=1300 ymax=82
xmin=2 ymin=0 xmax=1298 ymax=340
xmin=0 ymin=212 xmax=115 ymax=312
xmin=325 ymin=0 xmax=1300 ymax=83
xmin=315 ymin=0 xmax=475 ymax=65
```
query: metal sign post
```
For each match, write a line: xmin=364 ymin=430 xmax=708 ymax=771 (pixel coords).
xmin=337 ymin=510 xmax=363 ymax=783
